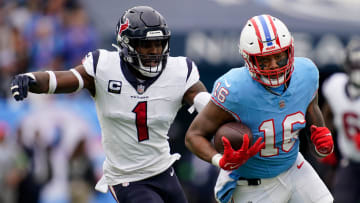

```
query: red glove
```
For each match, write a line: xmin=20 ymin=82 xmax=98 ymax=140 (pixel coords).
xmin=218 ymin=134 xmax=265 ymax=170
xmin=319 ymin=152 xmax=338 ymax=166
xmin=310 ymin=125 xmax=334 ymax=157
xmin=353 ymin=133 xmax=360 ymax=150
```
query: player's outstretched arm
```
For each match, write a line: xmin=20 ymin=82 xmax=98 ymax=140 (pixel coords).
xmin=306 ymin=92 xmax=334 ymax=157
xmin=10 ymin=65 xmax=95 ymax=101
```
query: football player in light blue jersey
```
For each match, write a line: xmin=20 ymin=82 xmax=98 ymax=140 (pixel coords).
xmin=185 ymin=15 xmax=334 ymax=203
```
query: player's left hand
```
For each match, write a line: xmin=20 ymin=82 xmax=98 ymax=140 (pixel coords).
xmin=310 ymin=125 xmax=334 ymax=157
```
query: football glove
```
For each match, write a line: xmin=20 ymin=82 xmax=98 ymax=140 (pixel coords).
xmin=353 ymin=133 xmax=360 ymax=150
xmin=219 ymin=134 xmax=264 ymax=170
xmin=10 ymin=74 xmax=36 ymax=101
xmin=310 ymin=125 xmax=334 ymax=157
xmin=319 ymin=152 xmax=338 ymax=166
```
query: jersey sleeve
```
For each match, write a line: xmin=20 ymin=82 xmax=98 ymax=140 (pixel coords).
xmin=210 ymin=70 xmax=240 ymax=120
xmin=322 ymin=75 xmax=332 ymax=100
xmin=322 ymin=73 xmax=344 ymax=102
xmin=301 ymin=57 xmax=319 ymax=101
xmin=82 ymin=50 xmax=100 ymax=77
xmin=184 ymin=59 xmax=200 ymax=91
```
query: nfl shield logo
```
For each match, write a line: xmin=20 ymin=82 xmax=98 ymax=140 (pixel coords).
xmin=279 ymin=100 xmax=285 ymax=109
xmin=137 ymin=84 xmax=145 ymax=94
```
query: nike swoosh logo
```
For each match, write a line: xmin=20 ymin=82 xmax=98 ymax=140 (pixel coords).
xmin=224 ymin=163 xmax=241 ymax=170
xmin=230 ymin=165 xmax=240 ymax=170
xmin=297 ymin=161 xmax=304 ymax=169
xmin=224 ymin=79 xmax=231 ymax=88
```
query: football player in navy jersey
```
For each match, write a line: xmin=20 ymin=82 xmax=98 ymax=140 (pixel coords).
xmin=10 ymin=6 xmax=211 ymax=203
xmin=185 ymin=14 xmax=334 ymax=203
xmin=322 ymin=40 xmax=360 ymax=203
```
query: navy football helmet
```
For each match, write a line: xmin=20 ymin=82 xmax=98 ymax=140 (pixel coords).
xmin=345 ymin=40 xmax=360 ymax=88
xmin=115 ymin=6 xmax=171 ymax=78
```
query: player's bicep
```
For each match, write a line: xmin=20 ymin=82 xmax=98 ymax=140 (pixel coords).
xmin=75 ymin=65 xmax=95 ymax=96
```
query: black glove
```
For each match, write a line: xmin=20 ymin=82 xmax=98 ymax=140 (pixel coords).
xmin=10 ymin=74 xmax=36 ymax=101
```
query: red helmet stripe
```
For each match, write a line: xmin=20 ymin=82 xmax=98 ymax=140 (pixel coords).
xmin=267 ymin=15 xmax=281 ymax=48
xmin=250 ymin=18 xmax=264 ymax=53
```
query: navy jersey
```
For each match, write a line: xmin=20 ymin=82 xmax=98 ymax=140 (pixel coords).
xmin=211 ymin=57 xmax=318 ymax=178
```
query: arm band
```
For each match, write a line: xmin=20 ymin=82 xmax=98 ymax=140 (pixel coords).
xmin=188 ymin=92 xmax=211 ymax=113
xmin=70 ymin=69 xmax=84 ymax=92
xmin=46 ymin=71 xmax=57 ymax=94
xmin=211 ymin=153 xmax=222 ymax=168
xmin=193 ymin=92 xmax=211 ymax=112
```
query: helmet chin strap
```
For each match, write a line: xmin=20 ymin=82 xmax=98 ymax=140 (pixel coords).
xmin=137 ymin=59 xmax=162 ymax=78
xmin=260 ymin=76 xmax=284 ymax=88
xmin=112 ymin=44 xmax=121 ymax=52
xmin=260 ymin=74 xmax=287 ymax=88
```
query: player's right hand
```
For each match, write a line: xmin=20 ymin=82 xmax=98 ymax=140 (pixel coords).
xmin=219 ymin=135 xmax=265 ymax=170
xmin=10 ymin=74 xmax=36 ymax=101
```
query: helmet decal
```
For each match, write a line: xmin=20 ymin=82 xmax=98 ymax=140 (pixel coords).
xmin=118 ymin=18 xmax=129 ymax=36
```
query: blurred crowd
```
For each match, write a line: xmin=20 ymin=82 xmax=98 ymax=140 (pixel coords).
xmin=0 ymin=0 xmax=104 ymax=203
xmin=0 ymin=0 xmax=98 ymax=99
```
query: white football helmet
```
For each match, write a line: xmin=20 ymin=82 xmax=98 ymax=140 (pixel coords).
xmin=239 ymin=14 xmax=294 ymax=87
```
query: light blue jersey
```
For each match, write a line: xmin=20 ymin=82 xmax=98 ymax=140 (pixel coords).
xmin=211 ymin=57 xmax=318 ymax=179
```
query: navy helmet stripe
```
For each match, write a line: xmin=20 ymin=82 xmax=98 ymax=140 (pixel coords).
xmin=186 ymin=57 xmax=193 ymax=82
xmin=92 ymin=50 xmax=100 ymax=75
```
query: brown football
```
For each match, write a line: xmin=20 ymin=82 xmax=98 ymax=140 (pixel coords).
xmin=214 ymin=122 xmax=253 ymax=153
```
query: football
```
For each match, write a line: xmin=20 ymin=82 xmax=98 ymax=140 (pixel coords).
xmin=213 ymin=122 xmax=253 ymax=153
